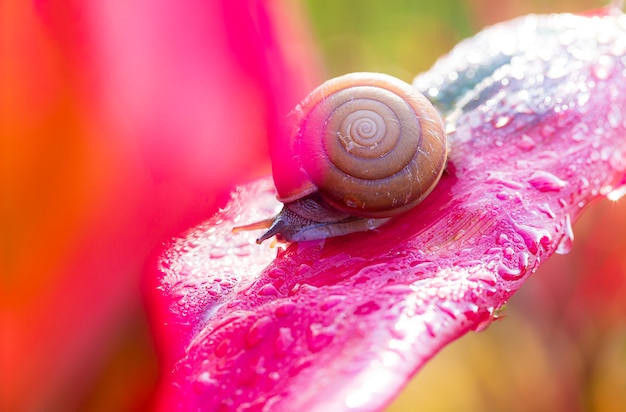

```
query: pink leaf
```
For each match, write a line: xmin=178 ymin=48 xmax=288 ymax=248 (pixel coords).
xmin=148 ymin=9 xmax=626 ymax=412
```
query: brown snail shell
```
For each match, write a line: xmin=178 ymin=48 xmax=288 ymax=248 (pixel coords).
xmin=242 ymin=72 xmax=447 ymax=242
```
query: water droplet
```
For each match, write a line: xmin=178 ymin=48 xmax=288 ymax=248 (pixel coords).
xmin=235 ymin=245 xmax=252 ymax=257
xmin=472 ymin=314 xmax=494 ymax=332
xmin=274 ymin=327 xmax=294 ymax=357
xmin=592 ymin=55 xmax=614 ymax=80
xmin=274 ymin=301 xmax=296 ymax=318
xmin=423 ymin=317 xmax=437 ymax=338
xmin=268 ymin=371 xmax=281 ymax=381
xmin=512 ymin=222 xmax=552 ymax=254
xmin=494 ymin=115 xmax=512 ymax=128
xmin=485 ymin=172 xmax=524 ymax=189
xmin=388 ymin=321 xmax=407 ymax=340
xmin=354 ymin=301 xmax=381 ymax=315
xmin=215 ymin=338 xmax=231 ymax=357
xmin=546 ymin=64 xmax=569 ymax=79
xmin=518 ymin=251 xmax=530 ymax=272
xmin=381 ymin=284 xmax=413 ymax=295
xmin=456 ymin=259 xmax=482 ymax=268
xmin=609 ymin=151 xmax=626 ymax=173
xmin=485 ymin=247 xmax=502 ymax=255
xmin=516 ymin=134 xmax=536 ymax=150
xmin=289 ymin=282 xmax=318 ymax=296
xmin=246 ymin=316 xmax=273 ymax=348
xmin=495 ymin=191 xmax=510 ymax=201
xmin=258 ymin=284 xmax=279 ymax=296
xmin=296 ymin=264 xmax=312 ymax=277
xmin=537 ymin=203 xmax=556 ymax=219
xmin=427 ymin=87 xmax=439 ymax=98
xmin=555 ymin=214 xmax=574 ymax=255
xmin=209 ymin=248 xmax=226 ymax=259
xmin=608 ymin=104 xmax=623 ymax=128
xmin=570 ymin=123 xmax=589 ymax=141
xmin=610 ymin=35 xmax=626 ymax=56
xmin=308 ymin=323 xmax=334 ymax=352
xmin=607 ymin=185 xmax=626 ymax=201
xmin=498 ymin=262 xmax=523 ymax=280
xmin=540 ymin=124 xmax=556 ymax=138
xmin=528 ymin=170 xmax=567 ymax=192
xmin=438 ymin=301 xmax=459 ymax=319
xmin=497 ymin=233 xmax=510 ymax=246
xmin=320 ymin=295 xmax=346 ymax=311
xmin=192 ymin=371 xmax=219 ymax=394
xmin=267 ymin=268 xmax=286 ymax=279
xmin=578 ymin=176 xmax=590 ymax=194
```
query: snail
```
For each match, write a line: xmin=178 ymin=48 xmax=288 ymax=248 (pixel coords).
xmin=236 ymin=72 xmax=447 ymax=243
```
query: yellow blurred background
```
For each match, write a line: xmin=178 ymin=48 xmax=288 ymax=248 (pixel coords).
xmin=3 ymin=0 xmax=624 ymax=411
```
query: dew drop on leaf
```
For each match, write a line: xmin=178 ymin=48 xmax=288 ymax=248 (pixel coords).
xmin=607 ymin=184 xmax=626 ymax=201
xmin=321 ymin=295 xmax=346 ymax=311
xmin=246 ymin=316 xmax=273 ymax=348
xmin=516 ymin=134 xmax=536 ymax=150
xmin=381 ymin=284 xmax=413 ymax=295
xmin=268 ymin=267 xmax=286 ymax=279
xmin=555 ymin=214 xmax=575 ymax=255
xmin=192 ymin=372 xmax=219 ymax=395
xmin=608 ymin=104 xmax=623 ymax=128
xmin=528 ymin=170 xmax=568 ymax=192
xmin=498 ymin=262 xmax=523 ymax=280
xmin=518 ymin=251 xmax=530 ymax=272
xmin=494 ymin=115 xmax=512 ymax=128
xmin=354 ymin=301 xmax=381 ymax=315
xmin=215 ymin=339 xmax=231 ymax=358
xmin=209 ymin=248 xmax=227 ymax=259
xmin=257 ymin=284 xmax=279 ymax=296
xmin=308 ymin=323 xmax=335 ymax=352
xmin=274 ymin=327 xmax=295 ymax=357
xmin=540 ymin=124 xmax=557 ymax=138
xmin=471 ymin=316 xmax=494 ymax=332
xmin=591 ymin=55 xmax=615 ymax=80
xmin=274 ymin=301 xmax=296 ymax=318
xmin=536 ymin=203 xmax=556 ymax=219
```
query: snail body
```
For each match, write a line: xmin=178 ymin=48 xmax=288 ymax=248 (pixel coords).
xmin=253 ymin=72 xmax=447 ymax=242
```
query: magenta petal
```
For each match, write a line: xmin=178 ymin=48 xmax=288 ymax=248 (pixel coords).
xmin=149 ymin=11 xmax=626 ymax=412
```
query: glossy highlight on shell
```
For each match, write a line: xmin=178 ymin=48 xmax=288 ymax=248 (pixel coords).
xmin=278 ymin=72 xmax=447 ymax=218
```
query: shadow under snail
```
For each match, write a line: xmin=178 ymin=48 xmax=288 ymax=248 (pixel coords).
xmin=236 ymin=72 xmax=447 ymax=243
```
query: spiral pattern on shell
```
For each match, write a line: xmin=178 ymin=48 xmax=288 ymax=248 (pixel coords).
xmin=279 ymin=72 xmax=447 ymax=218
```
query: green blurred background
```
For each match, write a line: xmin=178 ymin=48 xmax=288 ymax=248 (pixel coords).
xmin=303 ymin=0 xmax=610 ymax=78
xmin=304 ymin=0 xmax=472 ymax=81
xmin=302 ymin=1 xmax=625 ymax=411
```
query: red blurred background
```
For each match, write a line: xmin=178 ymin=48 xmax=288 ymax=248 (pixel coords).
xmin=3 ymin=0 xmax=624 ymax=411
xmin=2 ymin=1 xmax=319 ymax=410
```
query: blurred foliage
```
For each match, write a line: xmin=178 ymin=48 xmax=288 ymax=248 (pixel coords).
xmin=303 ymin=0 xmax=610 ymax=79
xmin=303 ymin=0 xmax=472 ymax=81
xmin=303 ymin=1 xmax=625 ymax=411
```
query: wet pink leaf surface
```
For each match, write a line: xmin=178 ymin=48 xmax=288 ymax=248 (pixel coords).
xmin=148 ymin=10 xmax=626 ymax=412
